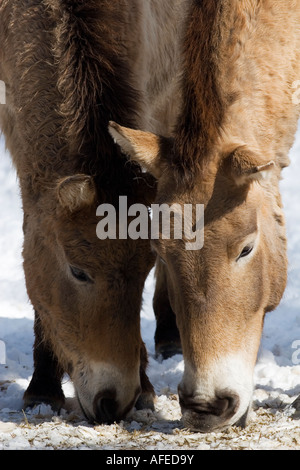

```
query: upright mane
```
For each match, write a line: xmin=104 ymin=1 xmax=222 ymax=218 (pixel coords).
xmin=50 ymin=0 xmax=143 ymax=194
xmin=173 ymin=0 xmax=260 ymax=179
xmin=173 ymin=1 xmax=228 ymax=172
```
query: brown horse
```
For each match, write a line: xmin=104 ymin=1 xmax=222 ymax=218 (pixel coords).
xmin=109 ymin=0 xmax=300 ymax=431
xmin=0 ymin=0 xmax=184 ymax=423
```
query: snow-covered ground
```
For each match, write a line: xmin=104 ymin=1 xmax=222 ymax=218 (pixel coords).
xmin=0 ymin=126 xmax=300 ymax=450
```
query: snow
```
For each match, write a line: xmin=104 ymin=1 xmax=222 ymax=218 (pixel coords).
xmin=0 ymin=127 xmax=300 ymax=450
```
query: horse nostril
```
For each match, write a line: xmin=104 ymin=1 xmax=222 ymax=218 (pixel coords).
xmin=178 ymin=387 xmax=242 ymax=431
xmin=213 ymin=393 xmax=239 ymax=417
xmin=98 ymin=397 xmax=118 ymax=422
xmin=179 ymin=390 xmax=240 ymax=419
xmin=93 ymin=389 xmax=118 ymax=424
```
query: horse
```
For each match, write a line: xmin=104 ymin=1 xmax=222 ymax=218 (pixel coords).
xmin=0 ymin=0 xmax=184 ymax=424
xmin=109 ymin=0 xmax=300 ymax=431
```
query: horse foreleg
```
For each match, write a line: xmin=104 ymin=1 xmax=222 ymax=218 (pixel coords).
xmin=153 ymin=260 xmax=182 ymax=359
xmin=135 ymin=341 xmax=155 ymax=411
xmin=23 ymin=311 xmax=65 ymax=412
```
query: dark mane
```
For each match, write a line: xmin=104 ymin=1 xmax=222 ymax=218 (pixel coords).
xmin=0 ymin=0 xmax=147 ymax=199
xmin=173 ymin=0 xmax=236 ymax=181
xmin=51 ymin=0 xmax=143 ymax=195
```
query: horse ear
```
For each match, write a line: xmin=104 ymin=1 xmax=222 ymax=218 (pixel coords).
xmin=225 ymin=146 xmax=275 ymax=186
xmin=56 ymin=174 xmax=96 ymax=212
xmin=108 ymin=121 xmax=168 ymax=179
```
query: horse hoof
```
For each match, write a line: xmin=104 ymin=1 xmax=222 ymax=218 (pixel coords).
xmin=135 ymin=391 xmax=156 ymax=411
xmin=23 ymin=388 xmax=65 ymax=413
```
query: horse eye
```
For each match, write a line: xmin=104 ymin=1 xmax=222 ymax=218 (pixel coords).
xmin=70 ymin=266 xmax=92 ymax=283
xmin=238 ymin=245 xmax=254 ymax=261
